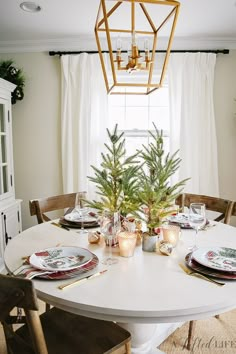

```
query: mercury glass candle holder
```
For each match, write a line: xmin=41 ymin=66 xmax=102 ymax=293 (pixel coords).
xmin=161 ymin=224 xmax=180 ymax=247
xmin=118 ymin=231 xmax=137 ymax=257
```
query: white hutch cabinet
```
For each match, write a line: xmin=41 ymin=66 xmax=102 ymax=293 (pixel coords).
xmin=0 ymin=78 xmax=22 ymax=273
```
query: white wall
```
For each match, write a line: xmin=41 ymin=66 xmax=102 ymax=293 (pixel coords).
xmin=0 ymin=52 xmax=62 ymax=230
xmin=0 ymin=50 xmax=236 ymax=229
xmin=214 ymin=50 xmax=236 ymax=196
xmin=214 ymin=50 xmax=236 ymax=225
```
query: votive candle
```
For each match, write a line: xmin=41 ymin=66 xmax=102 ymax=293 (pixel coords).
xmin=118 ymin=231 xmax=137 ymax=257
xmin=161 ymin=225 xmax=180 ymax=247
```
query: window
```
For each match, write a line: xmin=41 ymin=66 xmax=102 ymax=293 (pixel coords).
xmin=108 ymin=86 xmax=170 ymax=157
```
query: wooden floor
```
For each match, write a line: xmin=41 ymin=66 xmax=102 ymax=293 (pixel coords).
xmin=1 ymin=301 xmax=236 ymax=354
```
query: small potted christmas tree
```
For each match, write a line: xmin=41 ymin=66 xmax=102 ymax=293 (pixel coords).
xmin=87 ymin=125 xmax=140 ymax=245
xmin=87 ymin=124 xmax=140 ymax=214
xmin=136 ymin=125 xmax=188 ymax=251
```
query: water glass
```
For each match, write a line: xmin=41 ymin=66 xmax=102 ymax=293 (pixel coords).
xmin=100 ymin=210 xmax=120 ymax=265
xmin=75 ymin=191 xmax=88 ymax=234
xmin=188 ymin=203 xmax=206 ymax=251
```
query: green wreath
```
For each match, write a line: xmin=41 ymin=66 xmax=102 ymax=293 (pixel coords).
xmin=0 ymin=59 xmax=25 ymax=104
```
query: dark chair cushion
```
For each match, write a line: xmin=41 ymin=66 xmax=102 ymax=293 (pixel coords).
xmin=16 ymin=308 xmax=130 ymax=354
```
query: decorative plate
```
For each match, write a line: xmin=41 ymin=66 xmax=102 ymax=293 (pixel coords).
xmin=40 ymin=253 xmax=99 ymax=280
xmin=167 ymin=213 xmax=191 ymax=228
xmin=18 ymin=253 xmax=99 ymax=280
xmin=192 ymin=247 xmax=236 ymax=272
xmin=185 ymin=253 xmax=236 ymax=280
xmin=29 ymin=247 xmax=93 ymax=272
xmin=64 ymin=211 xmax=97 ymax=224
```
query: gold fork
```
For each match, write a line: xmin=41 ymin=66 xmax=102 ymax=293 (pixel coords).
xmin=179 ymin=263 xmax=225 ymax=286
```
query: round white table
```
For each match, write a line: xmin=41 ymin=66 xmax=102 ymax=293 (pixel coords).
xmin=4 ymin=221 xmax=236 ymax=354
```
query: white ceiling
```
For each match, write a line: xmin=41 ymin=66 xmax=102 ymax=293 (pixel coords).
xmin=0 ymin=0 xmax=236 ymax=53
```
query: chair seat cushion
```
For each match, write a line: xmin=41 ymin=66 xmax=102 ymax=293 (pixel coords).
xmin=16 ymin=307 xmax=130 ymax=354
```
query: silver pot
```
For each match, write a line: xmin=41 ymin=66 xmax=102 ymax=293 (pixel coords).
xmin=142 ymin=233 xmax=158 ymax=252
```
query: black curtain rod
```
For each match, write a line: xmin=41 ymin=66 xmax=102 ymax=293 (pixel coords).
xmin=49 ymin=49 xmax=229 ymax=56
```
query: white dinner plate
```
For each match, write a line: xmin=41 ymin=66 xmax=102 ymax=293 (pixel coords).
xmin=64 ymin=211 xmax=97 ymax=223
xmin=29 ymin=246 xmax=93 ymax=272
xmin=192 ymin=247 xmax=236 ymax=272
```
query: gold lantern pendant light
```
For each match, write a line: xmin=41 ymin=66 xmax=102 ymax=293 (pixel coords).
xmin=95 ymin=0 xmax=180 ymax=95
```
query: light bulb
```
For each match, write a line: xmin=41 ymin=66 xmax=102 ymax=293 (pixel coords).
xmin=144 ymin=38 xmax=149 ymax=52
xmin=116 ymin=36 xmax=122 ymax=51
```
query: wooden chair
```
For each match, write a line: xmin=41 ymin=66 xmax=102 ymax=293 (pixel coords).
xmin=29 ymin=193 xmax=78 ymax=312
xmin=231 ymin=201 xmax=236 ymax=218
xmin=0 ymin=274 xmax=131 ymax=354
xmin=175 ymin=193 xmax=234 ymax=224
xmin=29 ymin=193 xmax=77 ymax=224
xmin=175 ymin=193 xmax=234 ymax=350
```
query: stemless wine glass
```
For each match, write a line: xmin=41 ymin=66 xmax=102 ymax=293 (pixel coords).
xmin=100 ymin=210 xmax=120 ymax=265
xmin=188 ymin=203 xmax=206 ymax=251
xmin=75 ymin=191 xmax=89 ymax=234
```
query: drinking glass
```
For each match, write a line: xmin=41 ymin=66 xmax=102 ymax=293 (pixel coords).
xmin=75 ymin=191 xmax=89 ymax=234
xmin=100 ymin=210 xmax=120 ymax=265
xmin=188 ymin=203 xmax=206 ymax=251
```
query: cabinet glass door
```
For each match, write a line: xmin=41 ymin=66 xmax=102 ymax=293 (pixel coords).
xmin=0 ymin=99 xmax=12 ymax=198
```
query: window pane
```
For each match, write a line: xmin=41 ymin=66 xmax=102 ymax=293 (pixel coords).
xmin=149 ymin=107 xmax=170 ymax=131
xmin=1 ymin=136 xmax=6 ymax=163
xmin=125 ymin=137 xmax=148 ymax=157
xmin=108 ymin=107 xmax=125 ymax=129
xmin=163 ymin=137 xmax=170 ymax=156
xmin=126 ymin=107 xmax=149 ymax=130
xmin=0 ymin=104 xmax=4 ymax=132
xmin=150 ymin=87 xmax=169 ymax=106
xmin=109 ymin=95 xmax=125 ymax=106
xmin=108 ymin=84 xmax=170 ymax=161
xmin=3 ymin=165 xmax=8 ymax=193
xmin=126 ymin=94 xmax=149 ymax=107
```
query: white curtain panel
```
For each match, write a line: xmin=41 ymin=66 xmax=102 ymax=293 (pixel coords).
xmin=168 ymin=52 xmax=219 ymax=197
xmin=61 ymin=54 xmax=109 ymax=200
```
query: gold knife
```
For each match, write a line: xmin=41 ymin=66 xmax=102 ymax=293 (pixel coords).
xmin=51 ymin=222 xmax=70 ymax=231
xmin=58 ymin=270 xmax=108 ymax=290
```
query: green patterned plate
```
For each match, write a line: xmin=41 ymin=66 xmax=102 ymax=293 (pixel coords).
xmin=192 ymin=247 xmax=236 ymax=272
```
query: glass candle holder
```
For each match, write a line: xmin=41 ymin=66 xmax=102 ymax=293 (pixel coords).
xmin=118 ymin=231 xmax=137 ymax=257
xmin=161 ymin=225 xmax=180 ymax=247
xmin=170 ymin=204 xmax=179 ymax=216
xmin=100 ymin=210 xmax=120 ymax=247
xmin=101 ymin=211 xmax=120 ymax=265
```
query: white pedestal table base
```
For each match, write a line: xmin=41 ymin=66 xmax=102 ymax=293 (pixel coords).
xmin=117 ymin=322 xmax=183 ymax=354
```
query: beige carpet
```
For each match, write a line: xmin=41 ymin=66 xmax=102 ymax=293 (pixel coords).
xmin=159 ymin=309 xmax=236 ymax=353
xmin=1 ymin=303 xmax=235 ymax=354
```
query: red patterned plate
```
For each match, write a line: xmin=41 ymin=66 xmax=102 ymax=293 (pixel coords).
xmin=40 ymin=253 xmax=99 ymax=279
xmin=16 ymin=253 xmax=99 ymax=280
